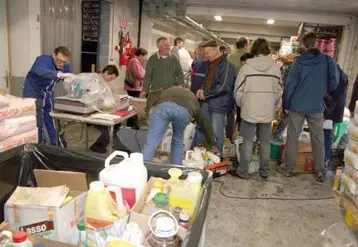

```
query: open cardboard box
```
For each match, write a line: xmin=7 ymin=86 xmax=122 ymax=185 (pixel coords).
xmin=0 ymin=221 xmax=76 ymax=246
xmin=129 ymin=177 xmax=188 ymax=245
xmin=4 ymin=169 xmax=87 ymax=244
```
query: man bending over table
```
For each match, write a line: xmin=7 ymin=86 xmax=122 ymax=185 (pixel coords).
xmin=142 ymin=86 xmax=218 ymax=165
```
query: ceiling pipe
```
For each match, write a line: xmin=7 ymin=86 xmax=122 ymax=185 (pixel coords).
xmin=163 ymin=15 xmax=229 ymax=45
xmin=182 ymin=16 xmax=229 ymax=45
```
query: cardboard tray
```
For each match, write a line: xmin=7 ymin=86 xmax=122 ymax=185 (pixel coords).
xmin=0 ymin=144 xmax=212 ymax=247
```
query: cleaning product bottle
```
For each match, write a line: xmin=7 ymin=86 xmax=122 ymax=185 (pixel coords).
xmin=85 ymin=181 xmax=125 ymax=247
xmin=333 ymin=167 xmax=343 ymax=191
xmin=147 ymin=210 xmax=181 ymax=247
xmin=182 ymin=147 xmax=205 ymax=168
xmin=121 ymin=222 xmax=143 ymax=245
xmin=11 ymin=232 xmax=32 ymax=247
xmin=168 ymin=172 xmax=203 ymax=215
xmin=100 ymin=151 xmax=148 ymax=209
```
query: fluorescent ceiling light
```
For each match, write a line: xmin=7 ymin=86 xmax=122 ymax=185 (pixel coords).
xmin=267 ymin=19 xmax=275 ymax=24
xmin=214 ymin=16 xmax=222 ymax=21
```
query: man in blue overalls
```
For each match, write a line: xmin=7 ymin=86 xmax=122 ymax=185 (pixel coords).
xmin=23 ymin=46 xmax=74 ymax=147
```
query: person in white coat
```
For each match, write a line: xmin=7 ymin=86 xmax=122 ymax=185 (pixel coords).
xmin=232 ymin=38 xmax=282 ymax=180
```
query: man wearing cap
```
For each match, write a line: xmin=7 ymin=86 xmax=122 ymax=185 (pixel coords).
xmin=196 ymin=40 xmax=236 ymax=154
xmin=279 ymin=32 xmax=339 ymax=182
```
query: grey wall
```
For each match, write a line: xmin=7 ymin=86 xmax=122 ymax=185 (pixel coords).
xmin=98 ymin=0 xmax=111 ymax=70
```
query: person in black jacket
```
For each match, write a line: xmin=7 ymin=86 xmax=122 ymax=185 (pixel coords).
xmin=349 ymin=74 xmax=358 ymax=116
xmin=324 ymin=65 xmax=348 ymax=165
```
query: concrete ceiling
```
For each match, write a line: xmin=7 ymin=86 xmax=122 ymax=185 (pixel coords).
xmin=189 ymin=15 xmax=300 ymax=28
xmin=187 ymin=0 xmax=358 ymax=15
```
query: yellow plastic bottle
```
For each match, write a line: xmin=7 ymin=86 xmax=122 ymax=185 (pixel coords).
xmin=85 ymin=181 xmax=126 ymax=247
xmin=168 ymin=172 xmax=203 ymax=215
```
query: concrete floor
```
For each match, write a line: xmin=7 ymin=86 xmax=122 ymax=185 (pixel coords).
xmin=64 ymin=123 xmax=346 ymax=247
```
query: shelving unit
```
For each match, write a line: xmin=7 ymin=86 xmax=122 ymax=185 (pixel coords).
xmin=81 ymin=1 xmax=101 ymax=72
xmin=299 ymin=23 xmax=343 ymax=60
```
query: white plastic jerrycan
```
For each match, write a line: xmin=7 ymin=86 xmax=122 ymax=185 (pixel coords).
xmin=99 ymin=151 xmax=148 ymax=209
xmin=182 ymin=147 xmax=205 ymax=169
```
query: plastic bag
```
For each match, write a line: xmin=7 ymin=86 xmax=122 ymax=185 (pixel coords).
xmin=311 ymin=223 xmax=358 ymax=247
xmin=63 ymin=73 xmax=116 ymax=108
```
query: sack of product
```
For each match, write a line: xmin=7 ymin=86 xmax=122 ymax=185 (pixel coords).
xmin=0 ymin=94 xmax=10 ymax=108
xmin=0 ymin=115 xmax=37 ymax=141
xmin=344 ymin=149 xmax=358 ymax=170
xmin=341 ymin=173 xmax=358 ymax=195
xmin=0 ymin=97 xmax=36 ymax=122
xmin=0 ymin=128 xmax=38 ymax=153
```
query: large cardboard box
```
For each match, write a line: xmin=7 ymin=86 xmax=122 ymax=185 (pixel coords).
xmin=0 ymin=222 xmax=76 ymax=247
xmin=129 ymin=177 xmax=187 ymax=245
xmin=4 ymin=169 xmax=87 ymax=244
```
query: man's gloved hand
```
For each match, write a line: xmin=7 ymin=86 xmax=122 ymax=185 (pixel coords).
xmin=57 ymin=72 xmax=75 ymax=79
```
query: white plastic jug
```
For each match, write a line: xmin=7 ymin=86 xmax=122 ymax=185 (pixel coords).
xmin=182 ymin=148 xmax=205 ymax=169
xmin=99 ymin=151 xmax=148 ymax=209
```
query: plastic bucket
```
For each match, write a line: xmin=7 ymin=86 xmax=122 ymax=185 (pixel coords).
xmin=270 ymin=142 xmax=281 ymax=160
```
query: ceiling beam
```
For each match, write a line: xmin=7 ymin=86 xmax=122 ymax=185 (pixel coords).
xmin=218 ymin=32 xmax=283 ymax=43
xmin=205 ymin=22 xmax=297 ymax=37
xmin=187 ymin=6 xmax=353 ymax=26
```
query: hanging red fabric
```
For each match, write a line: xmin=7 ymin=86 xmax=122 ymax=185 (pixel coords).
xmin=117 ymin=29 xmax=127 ymax=66
xmin=123 ymin=30 xmax=134 ymax=62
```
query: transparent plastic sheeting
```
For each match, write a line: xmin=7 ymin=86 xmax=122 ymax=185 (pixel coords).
xmin=311 ymin=223 xmax=358 ymax=247
xmin=0 ymin=144 xmax=212 ymax=247
xmin=63 ymin=73 xmax=116 ymax=107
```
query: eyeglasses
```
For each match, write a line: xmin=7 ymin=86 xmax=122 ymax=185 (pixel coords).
xmin=55 ymin=57 xmax=69 ymax=65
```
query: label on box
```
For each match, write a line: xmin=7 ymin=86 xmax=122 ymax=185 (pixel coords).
xmin=20 ymin=220 xmax=55 ymax=236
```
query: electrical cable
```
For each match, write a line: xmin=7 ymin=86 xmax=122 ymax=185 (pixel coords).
xmin=213 ymin=179 xmax=335 ymax=201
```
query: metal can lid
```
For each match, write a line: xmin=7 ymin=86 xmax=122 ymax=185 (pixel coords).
xmin=174 ymin=207 xmax=182 ymax=213
xmin=179 ymin=210 xmax=191 ymax=221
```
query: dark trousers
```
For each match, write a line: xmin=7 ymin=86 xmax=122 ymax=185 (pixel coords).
xmin=127 ymin=90 xmax=140 ymax=129
xmin=90 ymin=125 xmax=121 ymax=153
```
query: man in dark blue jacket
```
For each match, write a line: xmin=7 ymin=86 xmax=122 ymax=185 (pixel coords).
xmin=196 ymin=40 xmax=236 ymax=153
xmin=23 ymin=46 xmax=74 ymax=147
xmin=280 ymin=32 xmax=339 ymax=182
xmin=190 ymin=43 xmax=210 ymax=96
xmin=323 ymin=65 xmax=348 ymax=164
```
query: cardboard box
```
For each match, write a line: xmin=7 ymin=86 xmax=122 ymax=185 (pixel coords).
xmin=129 ymin=177 xmax=187 ymax=245
xmin=5 ymin=169 xmax=87 ymax=244
xmin=294 ymin=152 xmax=314 ymax=174
xmin=298 ymin=141 xmax=312 ymax=153
xmin=0 ymin=221 xmax=76 ymax=247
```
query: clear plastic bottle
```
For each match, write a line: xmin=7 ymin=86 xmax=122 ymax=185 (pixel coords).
xmin=77 ymin=219 xmax=86 ymax=246
xmin=142 ymin=192 xmax=169 ymax=216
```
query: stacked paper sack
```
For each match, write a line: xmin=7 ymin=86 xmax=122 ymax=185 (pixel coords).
xmin=341 ymin=103 xmax=358 ymax=208
xmin=0 ymin=94 xmax=38 ymax=152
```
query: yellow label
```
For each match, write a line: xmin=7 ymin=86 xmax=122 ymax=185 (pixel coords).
xmin=169 ymin=196 xmax=194 ymax=214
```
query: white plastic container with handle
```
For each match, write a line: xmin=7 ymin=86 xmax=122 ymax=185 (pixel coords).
xmin=99 ymin=151 xmax=148 ymax=209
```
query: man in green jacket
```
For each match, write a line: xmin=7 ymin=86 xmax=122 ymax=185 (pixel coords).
xmin=141 ymin=37 xmax=184 ymax=114
xmin=227 ymin=37 xmax=249 ymax=134
xmin=143 ymin=86 xmax=218 ymax=165
xmin=228 ymin=37 xmax=249 ymax=73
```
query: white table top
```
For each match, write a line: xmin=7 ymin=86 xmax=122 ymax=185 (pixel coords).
xmin=50 ymin=109 xmax=142 ymax=126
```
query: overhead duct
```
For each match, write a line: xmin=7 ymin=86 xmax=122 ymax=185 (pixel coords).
xmin=143 ymin=0 xmax=228 ymax=45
